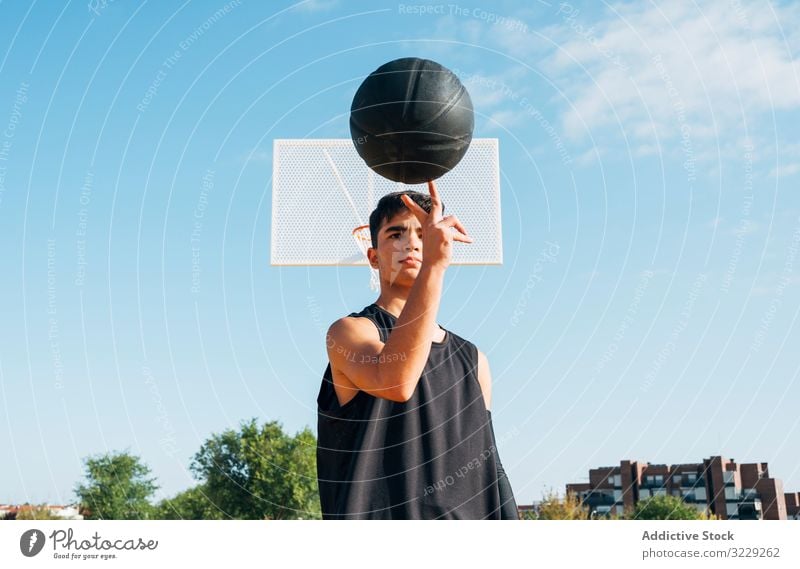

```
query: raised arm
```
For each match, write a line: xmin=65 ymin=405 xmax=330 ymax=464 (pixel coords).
xmin=326 ymin=181 xmax=471 ymax=403
xmin=326 ymin=261 xmax=446 ymax=403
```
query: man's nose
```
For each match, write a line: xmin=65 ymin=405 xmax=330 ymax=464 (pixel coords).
xmin=404 ymin=231 xmax=421 ymax=250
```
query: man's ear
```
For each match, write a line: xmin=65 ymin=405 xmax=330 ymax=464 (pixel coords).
xmin=367 ymin=247 xmax=379 ymax=269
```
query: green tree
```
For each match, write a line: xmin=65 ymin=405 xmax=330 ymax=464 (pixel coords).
xmin=191 ymin=418 xmax=320 ymax=520
xmin=74 ymin=450 xmax=158 ymax=520
xmin=627 ymin=494 xmax=712 ymax=520
xmin=535 ymin=489 xmax=590 ymax=520
xmin=154 ymin=484 xmax=223 ymax=520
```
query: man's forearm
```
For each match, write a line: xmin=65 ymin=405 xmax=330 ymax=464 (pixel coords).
xmin=378 ymin=264 xmax=446 ymax=399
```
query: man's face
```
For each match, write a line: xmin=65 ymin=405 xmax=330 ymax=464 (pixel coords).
xmin=367 ymin=209 xmax=423 ymax=287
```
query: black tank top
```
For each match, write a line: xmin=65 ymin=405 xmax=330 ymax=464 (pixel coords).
xmin=316 ymin=303 xmax=504 ymax=519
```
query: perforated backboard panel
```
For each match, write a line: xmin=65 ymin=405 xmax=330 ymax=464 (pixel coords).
xmin=270 ymin=138 xmax=501 ymax=266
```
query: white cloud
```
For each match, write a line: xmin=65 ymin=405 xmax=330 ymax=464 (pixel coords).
xmin=575 ymin=146 xmax=604 ymax=167
xmin=751 ymin=274 xmax=800 ymax=297
xmin=540 ymin=0 xmax=800 ymax=153
xmin=457 ymin=66 xmax=531 ymax=110
xmin=730 ymin=220 xmax=760 ymax=236
xmin=634 ymin=143 xmax=659 ymax=157
xmin=776 ymin=141 xmax=800 ymax=158
xmin=769 ymin=163 xmax=800 ymax=177
xmin=395 ymin=1 xmax=800 ymax=173
xmin=486 ymin=108 xmax=529 ymax=132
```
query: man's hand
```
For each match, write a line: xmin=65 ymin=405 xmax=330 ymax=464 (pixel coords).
xmin=400 ymin=180 xmax=472 ymax=270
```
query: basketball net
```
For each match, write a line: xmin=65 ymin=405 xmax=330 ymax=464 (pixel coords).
xmin=352 ymin=225 xmax=380 ymax=291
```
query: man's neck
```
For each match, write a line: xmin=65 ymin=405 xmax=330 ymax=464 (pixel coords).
xmin=374 ymin=286 xmax=445 ymax=342
xmin=374 ymin=287 xmax=410 ymax=318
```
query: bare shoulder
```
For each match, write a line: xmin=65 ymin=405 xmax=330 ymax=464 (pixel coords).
xmin=325 ymin=315 xmax=386 ymax=405
xmin=476 ymin=349 xmax=492 ymax=411
xmin=326 ymin=315 xmax=381 ymax=349
xmin=325 ymin=315 xmax=384 ymax=373
xmin=476 ymin=349 xmax=491 ymax=382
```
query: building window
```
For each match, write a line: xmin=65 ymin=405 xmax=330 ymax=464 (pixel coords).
xmin=726 ymin=503 xmax=738 ymax=516
xmin=724 ymin=487 xmax=738 ymax=500
xmin=687 ymin=473 xmax=697 ymax=483
xmin=614 ymin=489 xmax=622 ymax=502
xmin=673 ymin=474 xmax=682 ymax=485
xmin=640 ymin=488 xmax=650 ymax=499
xmin=723 ymin=471 xmax=735 ymax=485
xmin=695 ymin=488 xmax=706 ymax=501
xmin=613 ymin=474 xmax=621 ymax=487
xmin=742 ymin=488 xmax=758 ymax=500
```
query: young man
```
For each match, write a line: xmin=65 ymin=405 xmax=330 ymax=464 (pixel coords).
xmin=316 ymin=181 xmax=517 ymax=519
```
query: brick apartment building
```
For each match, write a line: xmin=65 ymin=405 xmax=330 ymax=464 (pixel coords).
xmin=565 ymin=455 xmax=799 ymax=520
xmin=785 ymin=492 xmax=800 ymax=519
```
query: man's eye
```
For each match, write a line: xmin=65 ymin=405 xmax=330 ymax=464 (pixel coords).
xmin=389 ymin=234 xmax=399 ymax=239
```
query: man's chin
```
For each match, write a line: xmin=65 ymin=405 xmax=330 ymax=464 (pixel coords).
xmin=388 ymin=266 xmax=419 ymax=287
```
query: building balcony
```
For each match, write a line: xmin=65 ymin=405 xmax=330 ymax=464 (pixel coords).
xmin=738 ymin=502 xmax=762 ymax=520
xmin=583 ymin=493 xmax=616 ymax=507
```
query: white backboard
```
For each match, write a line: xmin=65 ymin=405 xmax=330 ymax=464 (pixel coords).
xmin=270 ymin=138 xmax=502 ymax=266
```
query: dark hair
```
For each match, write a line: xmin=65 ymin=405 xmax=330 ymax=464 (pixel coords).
xmin=368 ymin=191 xmax=445 ymax=248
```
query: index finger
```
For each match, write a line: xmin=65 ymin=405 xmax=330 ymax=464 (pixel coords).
xmin=427 ymin=180 xmax=443 ymax=218
xmin=400 ymin=193 xmax=428 ymax=224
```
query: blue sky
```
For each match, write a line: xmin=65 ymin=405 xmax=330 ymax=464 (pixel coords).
xmin=1 ymin=0 xmax=799 ymax=507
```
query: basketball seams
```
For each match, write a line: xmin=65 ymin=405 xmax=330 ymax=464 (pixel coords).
xmin=416 ymin=84 xmax=472 ymax=132
xmin=400 ymin=58 xmax=423 ymax=124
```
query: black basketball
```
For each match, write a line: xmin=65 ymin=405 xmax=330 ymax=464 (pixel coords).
xmin=350 ymin=57 xmax=474 ymax=184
